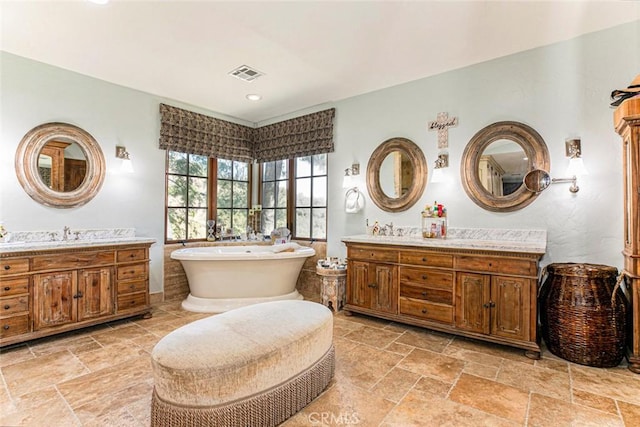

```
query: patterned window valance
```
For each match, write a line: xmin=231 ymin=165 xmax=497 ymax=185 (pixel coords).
xmin=253 ymin=108 xmax=335 ymax=162
xmin=159 ymin=104 xmax=335 ymax=163
xmin=159 ymin=103 xmax=255 ymax=162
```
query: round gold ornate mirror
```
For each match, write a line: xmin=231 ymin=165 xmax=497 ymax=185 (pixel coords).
xmin=461 ymin=121 xmax=550 ymax=212
xmin=366 ymin=137 xmax=427 ymax=212
xmin=15 ymin=122 xmax=106 ymax=208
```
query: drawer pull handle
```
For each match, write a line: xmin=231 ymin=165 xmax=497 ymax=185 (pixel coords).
xmin=422 ymin=258 xmax=427 ymax=262
xmin=130 ymin=254 xmax=135 ymax=258
xmin=3 ymin=305 xmax=9 ymax=310
xmin=421 ymin=308 xmax=427 ymax=314
xmin=421 ymin=292 xmax=427 ymax=297
xmin=73 ymin=292 xmax=84 ymax=299
xmin=368 ymin=283 xmax=378 ymax=288
xmin=422 ymin=275 xmax=427 ymax=280
xmin=4 ymin=287 xmax=10 ymax=291
xmin=3 ymin=265 xmax=10 ymax=270
xmin=3 ymin=325 xmax=9 ymax=330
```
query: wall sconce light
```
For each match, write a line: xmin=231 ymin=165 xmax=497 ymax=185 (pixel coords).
xmin=551 ymin=138 xmax=587 ymax=193
xmin=115 ymin=145 xmax=134 ymax=173
xmin=342 ymin=162 xmax=360 ymax=189
xmin=431 ymin=153 xmax=449 ymax=183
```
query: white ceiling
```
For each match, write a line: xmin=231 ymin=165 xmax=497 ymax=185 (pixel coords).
xmin=1 ymin=1 xmax=638 ymax=124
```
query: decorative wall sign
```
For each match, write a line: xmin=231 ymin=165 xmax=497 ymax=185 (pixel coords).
xmin=428 ymin=112 xmax=458 ymax=149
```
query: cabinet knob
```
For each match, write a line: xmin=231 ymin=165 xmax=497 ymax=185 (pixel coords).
xmin=368 ymin=283 xmax=378 ymax=288
xmin=4 ymin=286 xmax=10 ymax=291
xmin=421 ymin=292 xmax=427 ymax=297
xmin=73 ymin=292 xmax=84 ymax=299
xmin=421 ymin=308 xmax=427 ymax=314
xmin=3 ymin=325 xmax=9 ymax=330
xmin=3 ymin=265 xmax=10 ymax=270
xmin=422 ymin=275 xmax=427 ymax=280
xmin=422 ymin=258 xmax=427 ymax=262
xmin=3 ymin=305 xmax=9 ymax=310
xmin=130 ymin=254 xmax=135 ymax=258
xmin=483 ymin=303 xmax=490 ymax=308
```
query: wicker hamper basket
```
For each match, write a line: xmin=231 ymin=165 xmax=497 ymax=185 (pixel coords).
xmin=540 ymin=263 xmax=626 ymax=367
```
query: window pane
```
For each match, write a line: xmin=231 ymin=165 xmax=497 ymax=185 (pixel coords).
xmin=168 ymin=151 xmax=187 ymax=174
xmin=276 ymin=159 xmax=288 ymax=180
xmin=296 ymin=177 xmax=311 ymax=206
xmin=233 ymin=181 xmax=248 ymax=207
xmin=233 ymin=161 xmax=249 ymax=181
xmin=296 ymin=156 xmax=311 ymax=177
xmin=217 ymin=180 xmax=232 ymax=208
xmin=218 ymin=159 xmax=232 ymax=179
xmin=189 ymin=154 xmax=208 ymax=177
xmin=188 ymin=208 xmax=207 ymax=239
xmin=232 ymin=209 xmax=248 ymax=234
xmin=189 ymin=177 xmax=208 ymax=207
xmin=262 ymin=209 xmax=275 ymax=235
xmin=275 ymin=208 xmax=287 ymax=229
xmin=167 ymin=175 xmax=187 ymax=207
xmin=296 ymin=208 xmax=311 ymax=238
xmin=312 ymin=176 xmax=327 ymax=206
xmin=276 ymin=181 xmax=288 ymax=208
xmin=312 ymin=154 xmax=327 ymax=175
xmin=263 ymin=161 xmax=275 ymax=181
xmin=311 ymin=208 xmax=326 ymax=239
xmin=217 ymin=209 xmax=231 ymax=231
xmin=167 ymin=208 xmax=186 ymax=240
xmin=262 ymin=182 xmax=275 ymax=208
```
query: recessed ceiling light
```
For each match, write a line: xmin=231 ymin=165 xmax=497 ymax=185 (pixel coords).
xmin=246 ymin=94 xmax=262 ymax=101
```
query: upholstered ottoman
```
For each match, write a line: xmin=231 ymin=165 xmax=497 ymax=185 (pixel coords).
xmin=150 ymin=300 xmax=334 ymax=427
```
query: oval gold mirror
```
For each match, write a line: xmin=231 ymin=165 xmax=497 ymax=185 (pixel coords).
xmin=461 ymin=121 xmax=550 ymax=212
xmin=15 ymin=122 xmax=106 ymax=208
xmin=366 ymin=137 xmax=427 ymax=212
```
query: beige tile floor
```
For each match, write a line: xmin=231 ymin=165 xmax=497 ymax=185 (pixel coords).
xmin=1 ymin=300 xmax=639 ymax=426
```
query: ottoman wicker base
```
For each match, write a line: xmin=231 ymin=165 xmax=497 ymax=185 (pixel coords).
xmin=150 ymin=300 xmax=334 ymax=427
xmin=151 ymin=345 xmax=334 ymax=427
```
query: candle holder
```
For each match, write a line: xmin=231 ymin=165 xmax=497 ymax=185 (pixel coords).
xmin=206 ymin=220 xmax=216 ymax=241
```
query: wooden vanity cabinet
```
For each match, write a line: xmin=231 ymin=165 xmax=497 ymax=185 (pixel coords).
xmin=344 ymin=242 xmax=542 ymax=357
xmin=0 ymin=243 xmax=152 ymax=347
xmin=347 ymin=248 xmax=398 ymax=314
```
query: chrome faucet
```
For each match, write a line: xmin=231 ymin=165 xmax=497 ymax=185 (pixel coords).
xmin=62 ymin=226 xmax=71 ymax=241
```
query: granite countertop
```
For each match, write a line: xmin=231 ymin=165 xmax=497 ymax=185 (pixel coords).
xmin=0 ymin=237 xmax=156 ymax=254
xmin=341 ymin=228 xmax=547 ymax=254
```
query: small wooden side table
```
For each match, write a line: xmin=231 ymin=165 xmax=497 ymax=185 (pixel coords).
xmin=316 ymin=266 xmax=347 ymax=312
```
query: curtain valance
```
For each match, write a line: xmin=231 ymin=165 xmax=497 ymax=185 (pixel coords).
xmin=159 ymin=104 xmax=335 ymax=163
xmin=253 ymin=108 xmax=335 ymax=162
xmin=159 ymin=103 xmax=254 ymax=162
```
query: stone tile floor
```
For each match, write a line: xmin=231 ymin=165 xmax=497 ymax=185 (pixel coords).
xmin=1 ymin=300 xmax=639 ymax=426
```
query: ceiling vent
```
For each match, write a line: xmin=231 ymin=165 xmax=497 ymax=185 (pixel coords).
xmin=228 ymin=65 xmax=265 ymax=82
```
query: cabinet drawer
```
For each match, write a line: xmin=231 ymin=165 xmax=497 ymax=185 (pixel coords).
xmin=117 ymin=249 xmax=147 ymax=263
xmin=400 ymin=284 xmax=452 ymax=305
xmin=400 ymin=267 xmax=453 ymax=289
xmin=0 ymin=296 xmax=28 ymax=315
xmin=399 ymin=252 xmax=453 ymax=268
xmin=455 ymin=255 xmax=536 ymax=276
xmin=117 ymin=263 xmax=147 ymax=281
xmin=399 ymin=297 xmax=453 ymax=324
xmin=32 ymin=251 xmax=114 ymax=271
xmin=0 ymin=314 xmax=29 ymax=338
xmin=348 ymin=247 xmax=397 ymax=263
xmin=117 ymin=280 xmax=147 ymax=295
xmin=117 ymin=293 xmax=147 ymax=311
xmin=0 ymin=277 xmax=29 ymax=296
xmin=0 ymin=258 xmax=30 ymax=276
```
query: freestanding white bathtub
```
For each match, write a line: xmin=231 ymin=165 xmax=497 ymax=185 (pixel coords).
xmin=171 ymin=243 xmax=316 ymax=313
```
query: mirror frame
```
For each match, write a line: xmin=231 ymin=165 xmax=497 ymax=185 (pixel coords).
xmin=461 ymin=121 xmax=550 ymax=212
xmin=15 ymin=122 xmax=106 ymax=208
xmin=366 ymin=137 xmax=427 ymax=212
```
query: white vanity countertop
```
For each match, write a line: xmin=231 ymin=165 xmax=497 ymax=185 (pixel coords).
xmin=0 ymin=237 xmax=156 ymax=254
xmin=342 ymin=228 xmax=547 ymax=254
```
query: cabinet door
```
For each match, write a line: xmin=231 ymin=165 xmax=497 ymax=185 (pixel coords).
xmin=455 ymin=272 xmax=490 ymax=334
xmin=34 ymin=271 xmax=76 ymax=330
xmin=347 ymin=261 xmax=370 ymax=308
xmin=370 ymin=263 xmax=398 ymax=314
xmin=78 ymin=267 xmax=114 ymax=321
xmin=491 ymin=276 xmax=530 ymax=342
